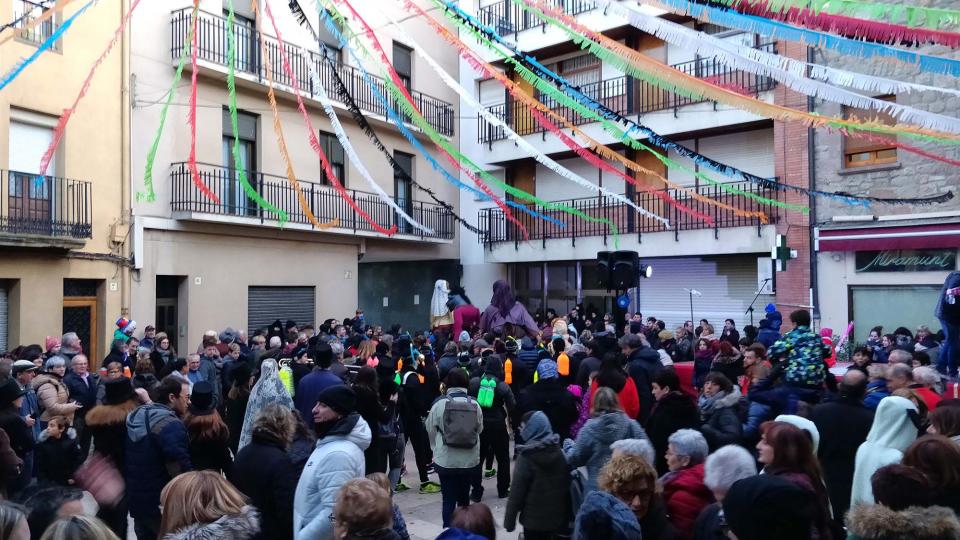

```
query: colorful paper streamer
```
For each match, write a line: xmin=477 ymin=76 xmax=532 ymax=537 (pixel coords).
xmin=712 ymin=0 xmax=960 ymax=30
xmin=253 ymin=1 xmax=335 ymax=229
xmin=0 ymin=0 xmax=76 ymax=46
xmin=0 ymin=0 xmax=94 ymax=92
xmin=139 ymin=1 xmax=197 ymax=203
xmin=186 ymin=2 xmax=220 ymax=204
xmin=38 ymin=0 xmax=143 ymax=179
xmin=226 ymin=0 xmax=287 ymax=222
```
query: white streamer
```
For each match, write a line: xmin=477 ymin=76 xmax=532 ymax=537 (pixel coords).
xmin=308 ymin=66 xmax=433 ymax=234
xmin=383 ymin=12 xmax=670 ymax=227
xmin=597 ymin=0 xmax=960 ymax=134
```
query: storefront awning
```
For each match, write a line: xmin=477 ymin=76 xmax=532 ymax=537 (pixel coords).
xmin=817 ymin=223 xmax=960 ymax=251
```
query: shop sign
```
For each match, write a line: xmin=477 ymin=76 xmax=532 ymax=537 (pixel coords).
xmin=855 ymin=249 xmax=956 ymax=273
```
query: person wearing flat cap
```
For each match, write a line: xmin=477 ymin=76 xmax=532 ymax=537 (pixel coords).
xmin=293 ymin=385 xmax=371 ymax=540
xmin=183 ymin=381 xmax=232 ymax=476
xmin=0 ymin=377 xmax=31 ymax=495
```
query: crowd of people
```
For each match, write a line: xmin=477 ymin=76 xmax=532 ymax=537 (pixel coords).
xmin=0 ymin=277 xmax=955 ymax=539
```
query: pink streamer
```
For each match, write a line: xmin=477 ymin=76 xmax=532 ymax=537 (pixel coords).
xmin=840 ymin=129 xmax=960 ymax=167
xmin=734 ymin=0 xmax=960 ymax=48
xmin=39 ymin=0 xmax=142 ymax=177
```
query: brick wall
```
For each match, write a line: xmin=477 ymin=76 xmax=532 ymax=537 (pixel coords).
xmin=773 ymin=40 xmax=813 ymax=313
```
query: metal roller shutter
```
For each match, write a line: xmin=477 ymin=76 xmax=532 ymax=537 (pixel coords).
xmin=0 ymin=281 xmax=7 ymax=353
xmin=247 ymin=286 xmax=315 ymax=336
xmin=635 ymin=255 xmax=763 ymax=331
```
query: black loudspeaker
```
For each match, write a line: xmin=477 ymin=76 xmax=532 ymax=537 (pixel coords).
xmin=611 ymin=251 xmax=640 ymax=289
xmin=596 ymin=251 xmax=612 ymax=289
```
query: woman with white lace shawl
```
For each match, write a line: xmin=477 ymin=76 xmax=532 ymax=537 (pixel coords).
xmin=430 ymin=279 xmax=454 ymax=335
xmin=238 ymin=359 xmax=293 ymax=450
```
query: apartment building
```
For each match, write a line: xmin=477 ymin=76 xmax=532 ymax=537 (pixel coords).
xmin=812 ymin=0 xmax=960 ymax=341
xmin=0 ymin=0 xmax=127 ymax=360
xmin=129 ymin=0 xmax=461 ymax=349
xmin=458 ymin=0 xmax=811 ymax=329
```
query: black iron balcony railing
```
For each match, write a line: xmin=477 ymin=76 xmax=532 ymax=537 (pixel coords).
xmin=170 ymin=8 xmax=455 ymax=137
xmin=12 ymin=0 xmax=60 ymax=50
xmin=477 ymin=179 xmax=781 ymax=246
xmin=479 ymin=0 xmax=597 ymax=35
xmin=0 ymin=170 xmax=92 ymax=240
xmin=479 ymin=43 xmax=778 ymax=144
xmin=170 ymin=162 xmax=455 ymax=240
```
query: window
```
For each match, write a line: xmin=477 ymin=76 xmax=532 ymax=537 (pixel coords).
xmin=222 ymin=108 xmax=258 ymax=215
xmin=393 ymin=151 xmax=414 ymax=233
xmin=317 ymin=9 xmax=343 ymax=62
xmin=224 ymin=2 xmax=257 ymax=74
xmin=9 ymin=113 xmax=57 ymax=234
xmin=553 ymin=54 xmax=600 ymax=93
xmin=843 ymin=95 xmax=898 ymax=169
xmin=393 ymin=42 xmax=413 ymax=90
xmin=13 ymin=0 xmax=59 ymax=48
xmin=319 ymin=131 xmax=345 ymax=186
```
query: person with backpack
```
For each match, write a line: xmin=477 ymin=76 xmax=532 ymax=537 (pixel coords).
xmin=425 ymin=368 xmax=484 ymax=527
xmin=468 ymin=355 xmax=515 ymax=501
xmin=397 ymin=345 xmax=441 ymax=495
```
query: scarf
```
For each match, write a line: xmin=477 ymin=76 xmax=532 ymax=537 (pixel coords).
xmin=238 ymin=359 xmax=293 ymax=450
xmin=698 ymin=390 xmax=729 ymax=416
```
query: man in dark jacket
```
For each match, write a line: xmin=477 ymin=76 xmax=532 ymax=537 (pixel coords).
xmin=437 ymin=342 xmax=461 ymax=382
xmin=63 ymin=355 xmax=99 ymax=456
xmin=621 ymin=333 xmax=661 ymax=424
xmin=517 ymin=360 xmax=578 ymax=441
xmin=504 ymin=411 xmax=570 ymax=537
xmin=936 ymin=270 xmax=960 ymax=376
xmin=646 ymin=368 xmax=700 ymax=475
xmin=809 ymin=369 xmax=874 ymax=529
xmin=295 ymin=342 xmax=344 ymax=427
xmin=756 ymin=319 xmax=780 ymax=350
xmin=125 ymin=376 xmax=192 ymax=540
xmin=516 ymin=337 xmax=541 ymax=387
xmin=468 ymin=356 xmax=515 ymax=500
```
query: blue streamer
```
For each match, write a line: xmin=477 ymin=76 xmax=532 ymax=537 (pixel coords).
xmin=0 ymin=0 xmax=96 ymax=91
xmin=448 ymin=1 xmax=883 ymax=208
xmin=313 ymin=6 xmax=566 ymax=227
xmin=658 ymin=0 xmax=960 ymax=77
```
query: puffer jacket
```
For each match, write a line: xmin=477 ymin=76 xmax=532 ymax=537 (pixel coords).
xmin=700 ymin=388 xmax=743 ymax=451
xmin=32 ymin=373 xmax=75 ymax=422
xmin=125 ymin=403 xmax=192 ymax=520
xmin=517 ymin=338 xmax=542 ymax=386
xmin=564 ymin=411 xmax=648 ymax=493
xmin=846 ymin=504 xmax=960 ymax=540
xmin=662 ymin=463 xmax=714 ymax=539
xmin=573 ymin=490 xmax=642 ymax=540
xmin=293 ymin=414 xmax=371 ymax=540
xmin=163 ymin=505 xmax=260 ymax=540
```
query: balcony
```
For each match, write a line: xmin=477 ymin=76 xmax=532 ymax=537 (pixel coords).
xmin=170 ymin=162 xmax=455 ymax=241
xmin=477 ymin=179 xmax=781 ymax=247
xmin=170 ymin=8 xmax=455 ymax=137
xmin=478 ymin=43 xmax=777 ymax=144
xmin=479 ymin=0 xmax=597 ymax=35
xmin=0 ymin=170 xmax=92 ymax=248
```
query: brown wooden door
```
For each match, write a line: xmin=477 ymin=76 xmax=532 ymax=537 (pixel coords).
xmin=511 ymin=71 xmax=536 ymax=135
xmin=634 ymin=34 xmax=668 ymax=112
xmin=8 ymin=172 xmax=52 ymax=234
xmin=629 ymin=148 xmax=668 ymax=231
xmin=63 ymin=297 xmax=98 ymax=363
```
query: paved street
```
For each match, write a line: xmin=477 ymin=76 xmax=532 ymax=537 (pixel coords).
xmin=395 ymin=439 xmax=522 ymax=540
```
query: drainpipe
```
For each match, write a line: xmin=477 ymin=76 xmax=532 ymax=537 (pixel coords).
xmin=120 ymin=0 xmax=132 ymax=316
xmin=806 ymin=44 xmax=819 ymax=321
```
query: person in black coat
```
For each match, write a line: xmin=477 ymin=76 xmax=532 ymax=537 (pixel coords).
xmin=182 ymin=381 xmax=232 ymax=475
xmin=621 ymin=333 xmax=662 ymax=424
xmin=646 ymin=368 xmax=700 ymax=475
xmin=353 ymin=366 xmax=392 ymax=476
xmin=699 ymin=373 xmax=742 ymax=451
xmin=504 ymin=411 xmax=570 ymax=538
xmin=516 ymin=361 xmax=579 ymax=441
xmin=936 ymin=270 xmax=960 ymax=376
xmin=809 ymin=370 xmax=874 ymax=528
xmin=231 ymin=403 xmax=298 ymax=540
xmin=85 ymin=377 xmax=138 ymax=539
xmin=224 ymin=364 xmax=253 ymax=455
xmin=35 ymin=417 xmax=81 ymax=486
xmin=0 ymin=379 xmax=33 ymax=496
xmin=468 ymin=355 xmax=516 ymax=499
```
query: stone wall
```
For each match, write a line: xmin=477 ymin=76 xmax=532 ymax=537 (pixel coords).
xmin=813 ymin=2 xmax=960 ymax=222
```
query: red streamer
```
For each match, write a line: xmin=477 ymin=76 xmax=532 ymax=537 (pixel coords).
xmin=734 ymin=0 xmax=960 ymax=48
xmin=187 ymin=2 xmax=220 ymax=203
xmin=264 ymin=0 xmax=395 ymax=236
xmin=332 ymin=0 xmax=528 ymax=240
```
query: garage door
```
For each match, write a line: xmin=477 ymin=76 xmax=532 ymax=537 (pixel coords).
xmin=635 ymin=255 xmax=767 ymax=331
xmin=247 ymin=286 xmax=315 ymax=335
xmin=0 ymin=281 xmax=7 ymax=353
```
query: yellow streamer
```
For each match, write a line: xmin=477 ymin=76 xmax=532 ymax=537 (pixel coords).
xmin=252 ymin=1 xmax=338 ymax=230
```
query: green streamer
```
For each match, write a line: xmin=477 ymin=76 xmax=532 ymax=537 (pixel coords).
xmin=138 ymin=4 xmax=197 ymax=203
xmin=320 ymin=0 xmax=621 ymax=245
xmin=441 ymin=2 xmax=807 ymax=212
xmin=717 ymin=0 xmax=960 ymax=30
xmin=514 ymin=0 xmax=960 ymax=147
xmin=226 ymin=0 xmax=287 ymax=223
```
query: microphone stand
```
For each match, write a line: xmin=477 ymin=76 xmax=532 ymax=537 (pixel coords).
xmin=746 ymin=278 xmax=772 ymax=327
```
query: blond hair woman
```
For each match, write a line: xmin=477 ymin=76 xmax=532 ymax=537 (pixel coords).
xmin=159 ymin=471 xmax=259 ymax=539
xmin=40 ymin=515 xmax=119 ymax=540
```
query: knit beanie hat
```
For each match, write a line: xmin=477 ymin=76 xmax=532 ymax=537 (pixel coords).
xmin=316 ymin=385 xmax=357 ymax=416
xmin=537 ymin=359 xmax=559 ymax=380
xmin=765 ymin=303 xmax=776 ymax=314
xmin=723 ymin=475 xmax=815 ymax=540
xmin=458 ymin=331 xmax=471 ymax=343
xmin=775 ymin=414 xmax=820 ymax=453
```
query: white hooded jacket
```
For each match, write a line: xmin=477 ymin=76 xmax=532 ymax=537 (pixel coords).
xmin=850 ymin=396 xmax=918 ymax=506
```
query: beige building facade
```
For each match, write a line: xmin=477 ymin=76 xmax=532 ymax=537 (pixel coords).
xmin=128 ymin=0 xmax=461 ymax=350
xmin=0 ymin=0 xmax=129 ymax=362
